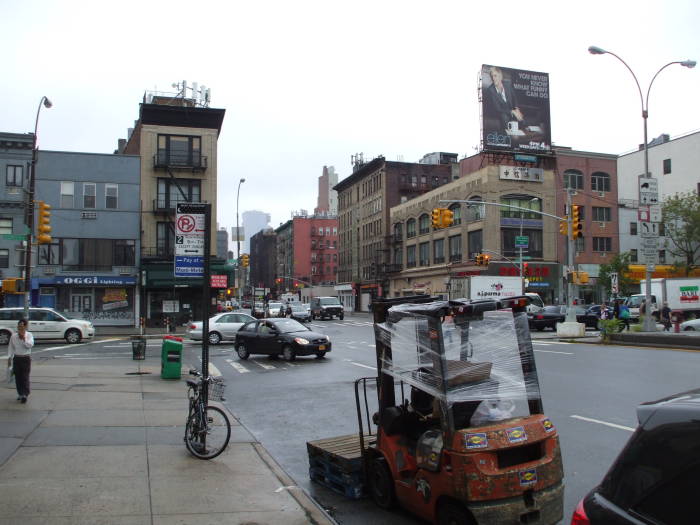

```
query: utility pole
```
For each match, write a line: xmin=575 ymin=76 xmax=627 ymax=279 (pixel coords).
xmin=565 ymin=189 xmax=577 ymax=322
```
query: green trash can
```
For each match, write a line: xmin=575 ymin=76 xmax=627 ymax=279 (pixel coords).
xmin=161 ymin=336 xmax=183 ymax=379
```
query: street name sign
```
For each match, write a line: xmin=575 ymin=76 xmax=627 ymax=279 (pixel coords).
xmin=515 ymin=236 xmax=529 ymax=248
xmin=175 ymin=203 xmax=207 ymax=277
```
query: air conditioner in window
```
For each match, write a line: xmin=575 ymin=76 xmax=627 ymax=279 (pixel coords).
xmin=598 ymin=191 xmax=605 ymax=198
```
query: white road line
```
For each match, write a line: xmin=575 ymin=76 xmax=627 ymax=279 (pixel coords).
xmin=251 ymin=359 xmax=276 ymax=370
xmin=33 ymin=344 xmax=84 ymax=354
xmin=533 ymin=349 xmax=574 ymax=355
xmin=226 ymin=359 xmax=250 ymax=374
xmin=208 ymin=363 xmax=222 ymax=377
xmin=367 ymin=344 xmax=375 ymax=347
xmin=55 ymin=356 xmax=122 ymax=360
xmin=94 ymin=338 xmax=124 ymax=343
xmin=571 ymin=415 xmax=635 ymax=432
xmin=350 ymin=362 xmax=376 ymax=371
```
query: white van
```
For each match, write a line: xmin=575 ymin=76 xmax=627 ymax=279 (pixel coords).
xmin=525 ymin=293 xmax=545 ymax=313
xmin=0 ymin=307 xmax=95 ymax=344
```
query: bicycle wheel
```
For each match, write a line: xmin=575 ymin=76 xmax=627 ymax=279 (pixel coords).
xmin=184 ymin=406 xmax=231 ymax=460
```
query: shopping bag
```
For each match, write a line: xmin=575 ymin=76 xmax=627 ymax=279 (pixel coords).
xmin=5 ymin=364 xmax=13 ymax=383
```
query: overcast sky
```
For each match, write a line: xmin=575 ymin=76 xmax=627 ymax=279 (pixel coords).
xmin=2 ymin=0 xmax=699 ymax=240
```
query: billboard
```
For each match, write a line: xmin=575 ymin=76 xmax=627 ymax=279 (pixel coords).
xmin=480 ymin=64 xmax=551 ymax=154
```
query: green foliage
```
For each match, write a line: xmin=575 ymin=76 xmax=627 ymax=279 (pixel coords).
xmin=662 ymin=192 xmax=700 ymax=274
xmin=599 ymin=319 xmax=623 ymax=343
xmin=598 ymin=252 xmax=635 ymax=297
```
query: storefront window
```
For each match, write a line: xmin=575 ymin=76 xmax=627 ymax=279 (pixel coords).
xmin=501 ymin=229 xmax=543 ymax=258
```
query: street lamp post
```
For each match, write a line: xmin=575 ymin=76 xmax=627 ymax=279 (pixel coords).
xmin=235 ymin=177 xmax=245 ymax=305
xmin=588 ymin=46 xmax=695 ymax=331
xmin=24 ymin=96 xmax=53 ymax=320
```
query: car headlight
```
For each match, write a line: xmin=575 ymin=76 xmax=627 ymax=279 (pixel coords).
xmin=294 ymin=337 xmax=310 ymax=345
xmin=325 ymin=335 xmax=330 ymax=342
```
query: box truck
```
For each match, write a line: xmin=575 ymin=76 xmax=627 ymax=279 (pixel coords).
xmin=453 ymin=276 xmax=544 ymax=312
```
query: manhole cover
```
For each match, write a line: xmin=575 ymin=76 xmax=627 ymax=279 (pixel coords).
xmin=125 ymin=371 xmax=153 ymax=375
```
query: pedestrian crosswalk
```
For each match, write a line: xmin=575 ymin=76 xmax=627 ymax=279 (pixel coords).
xmin=223 ymin=357 xmax=300 ymax=374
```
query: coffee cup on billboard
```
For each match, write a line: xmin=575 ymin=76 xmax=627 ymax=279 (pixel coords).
xmin=507 ymin=120 xmax=519 ymax=132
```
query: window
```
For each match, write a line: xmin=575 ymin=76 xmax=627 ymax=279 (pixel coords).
xmin=6 ymin=165 xmax=22 ymax=187
xmin=575 ymin=236 xmax=585 ymax=252
xmin=593 ymin=237 xmax=612 ymax=252
xmin=58 ymin=238 xmax=122 ymax=271
xmin=114 ymin=240 xmax=135 ymax=266
xmin=0 ymin=218 xmax=11 ymax=235
xmin=393 ymin=223 xmax=403 ymax=241
xmin=406 ymin=245 xmax=416 ymax=268
xmin=630 ymin=249 xmax=638 ymax=263
xmin=325 ymin=227 xmax=330 ymax=235
xmin=468 ymin=230 xmax=482 ymax=259
xmin=564 ymin=169 xmax=584 ymax=190
xmin=156 ymin=178 xmax=201 ymax=209
xmin=502 ymin=229 xmax=543 ymax=258
xmin=630 ymin=222 xmax=638 ymax=235
xmin=659 ymin=250 xmax=666 ymax=264
xmin=419 ymin=214 xmax=430 ymax=234
xmin=61 ymin=182 xmax=74 ymax=208
xmin=419 ymin=242 xmax=430 ymax=266
xmin=465 ymin=197 xmax=485 ymax=221
xmin=449 ymin=204 xmax=461 ymax=225
xmin=393 ymin=247 xmax=403 ymax=267
xmin=449 ymin=235 xmax=462 ymax=262
xmin=592 ymin=207 xmax=611 ymax=222
xmin=407 ymin=219 xmax=416 ymax=238
xmin=658 ymin=223 xmax=666 ymax=236
xmin=0 ymin=248 xmax=8 ymax=268
xmin=157 ymin=134 xmax=202 ymax=167
xmin=318 ymin=227 xmax=324 ymax=235
xmin=83 ymin=183 xmax=96 ymax=209
xmin=157 ymin=222 xmax=175 ymax=257
xmin=38 ymin=242 xmax=60 ymax=265
xmin=332 ymin=227 xmax=337 ymax=235
xmin=500 ymin=196 xmax=542 ymax=219
xmin=105 ymin=184 xmax=118 ymax=209
xmin=433 ymin=238 xmax=445 ymax=264
xmin=663 ymin=158 xmax=672 ymax=175
xmin=591 ymin=172 xmax=611 ymax=192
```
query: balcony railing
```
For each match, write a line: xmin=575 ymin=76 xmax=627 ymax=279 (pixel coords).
xmin=153 ymin=152 xmax=207 ymax=171
xmin=449 ymin=254 xmax=462 ymax=263
xmin=153 ymin=198 xmax=206 ymax=213
xmin=385 ymin=263 xmax=403 ymax=273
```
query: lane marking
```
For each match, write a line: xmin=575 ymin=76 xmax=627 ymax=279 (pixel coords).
xmin=251 ymin=359 xmax=276 ymax=370
xmin=571 ymin=415 xmax=635 ymax=432
xmin=33 ymin=344 xmax=84 ymax=354
xmin=367 ymin=344 xmax=375 ymax=347
xmin=226 ymin=359 xmax=250 ymax=374
xmin=350 ymin=362 xmax=376 ymax=371
xmin=534 ymin=349 xmax=573 ymax=355
xmin=208 ymin=362 xmax=222 ymax=377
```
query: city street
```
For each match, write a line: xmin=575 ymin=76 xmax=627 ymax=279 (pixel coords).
xmin=40 ymin=319 xmax=700 ymax=524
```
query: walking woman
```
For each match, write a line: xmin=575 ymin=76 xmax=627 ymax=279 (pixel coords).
xmin=7 ymin=319 xmax=34 ymax=403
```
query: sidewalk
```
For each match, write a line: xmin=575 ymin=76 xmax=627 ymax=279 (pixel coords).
xmin=0 ymin=352 xmax=335 ymax=524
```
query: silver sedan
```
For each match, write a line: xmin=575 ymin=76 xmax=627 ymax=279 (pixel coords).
xmin=187 ymin=312 xmax=256 ymax=344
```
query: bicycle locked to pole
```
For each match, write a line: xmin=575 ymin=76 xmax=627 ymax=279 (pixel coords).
xmin=184 ymin=369 xmax=231 ymax=459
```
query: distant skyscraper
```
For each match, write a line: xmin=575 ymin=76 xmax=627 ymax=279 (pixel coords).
xmin=216 ymin=228 xmax=229 ymax=259
xmin=315 ymin=165 xmax=338 ymax=216
xmin=242 ymin=210 xmax=271 ymax=254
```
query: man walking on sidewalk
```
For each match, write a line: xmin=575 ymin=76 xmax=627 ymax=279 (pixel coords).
xmin=7 ymin=319 xmax=34 ymax=403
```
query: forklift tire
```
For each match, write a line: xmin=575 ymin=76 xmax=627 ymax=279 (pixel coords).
xmin=369 ymin=457 xmax=395 ymax=510
xmin=437 ymin=500 xmax=476 ymax=525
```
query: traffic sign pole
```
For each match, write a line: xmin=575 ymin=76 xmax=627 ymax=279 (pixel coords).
xmin=201 ymin=203 xmax=211 ymax=399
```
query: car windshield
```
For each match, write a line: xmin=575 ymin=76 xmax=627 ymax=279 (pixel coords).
xmin=626 ymin=296 xmax=644 ymax=307
xmin=320 ymin=298 xmax=341 ymax=305
xmin=291 ymin=305 xmax=305 ymax=312
xmin=273 ymin=319 xmax=309 ymax=333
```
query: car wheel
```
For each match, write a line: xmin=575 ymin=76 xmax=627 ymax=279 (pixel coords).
xmin=0 ymin=330 xmax=10 ymax=345
xmin=369 ymin=457 xmax=395 ymax=509
xmin=684 ymin=326 xmax=695 ymax=331
xmin=237 ymin=343 xmax=250 ymax=360
xmin=208 ymin=331 xmax=222 ymax=345
xmin=282 ymin=345 xmax=296 ymax=361
xmin=315 ymin=351 xmax=326 ymax=359
xmin=339 ymin=314 xmax=344 ymax=320
xmin=65 ymin=328 xmax=82 ymax=344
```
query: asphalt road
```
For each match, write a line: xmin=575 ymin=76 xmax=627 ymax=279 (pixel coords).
xmin=34 ymin=323 xmax=700 ymax=524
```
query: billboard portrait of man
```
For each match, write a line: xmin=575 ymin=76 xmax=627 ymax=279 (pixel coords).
xmin=481 ymin=64 xmax=551 ymax=154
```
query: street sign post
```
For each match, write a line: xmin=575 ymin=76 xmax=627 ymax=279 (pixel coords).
xmin=639 ymin=177 xmax=659 ymax=205
xmin=610 ymin=272 xmax=619 ymax=295
xmin=175 ymin=204 xmax=207 ymax=277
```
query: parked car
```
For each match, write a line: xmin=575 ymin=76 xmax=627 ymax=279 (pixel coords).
xmin=528 ymin=305 xmax=566 ymax=331
xmin=289 ymin=303 xmax=311 ymax=323
xmin=234 ymin=318 xmax=331 ymax=361
xmin=0 ymin=307 xmax=94 ymax=344
xmin=186 ymin=312 xmax=256 ymax=344
xmin=571 ymin=388 xmax=700 ymax=525
xmin=241 ymin=300 xmax=251 ymax=309
xmin=680 ymin=317 xmax=700 ymax=331
xmin=252 ymin=302 xmax=266 ymax=319
xmin=266 ymin=302 xmax=285 ymax=318
xmin=310 ymin=296 xmax=344 ymax=320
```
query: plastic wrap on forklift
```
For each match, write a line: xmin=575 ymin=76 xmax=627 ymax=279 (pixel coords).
xmin=375 ymin=298 xmax=542 ymax=428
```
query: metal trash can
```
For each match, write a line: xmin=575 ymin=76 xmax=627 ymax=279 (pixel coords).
xmin=131 ymin=337 xmax=146 ymax=360
xmin=161 ymin=336 xmax=184 ymax=379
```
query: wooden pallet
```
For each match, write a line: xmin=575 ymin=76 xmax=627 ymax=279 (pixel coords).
xmin=309 ymin=466 xmax=364 ymax=499
xmin=307 ymin=434 xmax=373 ymax=499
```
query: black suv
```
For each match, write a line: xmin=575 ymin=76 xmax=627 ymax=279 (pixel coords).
xmin=572 ymin=388 xmax=700 ymax=525
xmin=310 ymin=297 xmax=344 ymax=320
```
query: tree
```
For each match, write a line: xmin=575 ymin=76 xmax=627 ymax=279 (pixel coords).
xmin=598 ymin=252 xmax=635 ymax=298
xmin=662 ymin=191 xmax=700 ymax=275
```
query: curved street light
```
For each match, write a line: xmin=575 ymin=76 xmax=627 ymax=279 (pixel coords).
xmin=588 ymin=46 xmax=695 ymax=332
xmin=24 ymin=96 xmax=53 ymax=318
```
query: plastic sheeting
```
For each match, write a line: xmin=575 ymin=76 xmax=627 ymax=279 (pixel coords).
xmin=375 ymin=300 xmax=542 ymax=429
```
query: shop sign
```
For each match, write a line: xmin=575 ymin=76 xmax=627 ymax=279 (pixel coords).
xmin=499 ymin=266 xmax=550 ymax=277
xmin=55 ymin=276 xmax=137 ymax=285
xmin=210 ymin=275 xmax=228 ymax=288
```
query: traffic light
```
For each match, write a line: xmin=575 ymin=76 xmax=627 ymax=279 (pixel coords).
xmin=241 ymin=254 xmax=249 ymax=267
xmin=483 ymin=254 xmax=490 ymax=267
xmin=475 ymin=253 xmax=491 ymax=267
xmin=442 ymin=208 xmax=454 ymax=228
xmin=275 ymin=277 xmax=283 ymax=285
xmin=475 ymin=254 xmax=483 ymax=266
xmin=226 ymin=288 xmax=232 ymax=296
xmin=37 ymin=201 xmax=52 ymax=244
xmin=559 ymin=216 xmax=568 ymax=235
xmin=522 ymin=262 xmax=529 ymax=276
xmin=571 ymin=205 xmax=582 ymax=239
xmin=431 ymin=208 xmax=442 ymax=229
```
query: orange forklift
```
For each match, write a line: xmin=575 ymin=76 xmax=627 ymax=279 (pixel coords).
xmin=345 ymin=295 xmax=564 ymax=524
